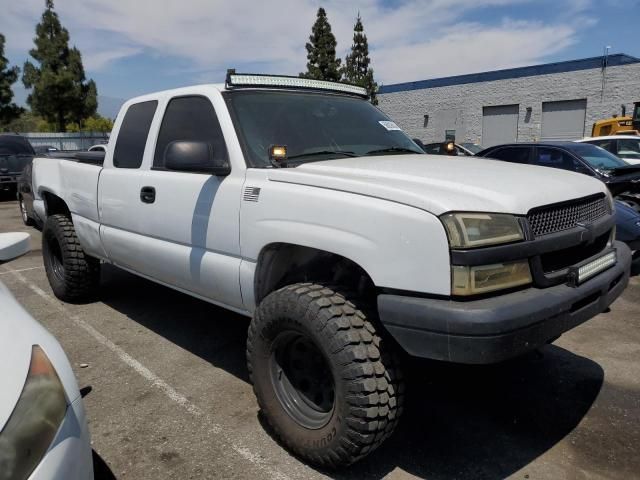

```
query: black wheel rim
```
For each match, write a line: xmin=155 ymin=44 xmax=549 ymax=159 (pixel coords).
xmin=270 ymin=331 xmax=335 ymax=429
xmin=46 ymin=234 xmax=65 ymax=282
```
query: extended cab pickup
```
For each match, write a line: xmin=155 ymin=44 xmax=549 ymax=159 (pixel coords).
xmin=31 ymin=74 xmax=632 ymax=468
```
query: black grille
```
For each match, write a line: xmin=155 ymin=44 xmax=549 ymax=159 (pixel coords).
xmin=527 ymin=195 xmax=609 ymax=237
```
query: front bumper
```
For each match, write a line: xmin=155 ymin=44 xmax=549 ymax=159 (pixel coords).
xmin=28 ymin=396 xmax=93 ymax=480
xmin=378 ymin=242 xmax=632 ymax=364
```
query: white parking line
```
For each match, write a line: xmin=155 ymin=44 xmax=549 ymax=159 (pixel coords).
xmin=4 ymin=267 xmax=292 ymax=480
xmin=0 ymin=266 xmax=43 ymax=275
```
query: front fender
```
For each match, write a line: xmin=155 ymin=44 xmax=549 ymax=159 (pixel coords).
xmin=240 ymin=180 xmax=451 ymax=296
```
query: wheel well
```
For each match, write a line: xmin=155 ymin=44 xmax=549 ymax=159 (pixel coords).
xmin=254 ymin=244 xmax=375 ymax=304
xmin=42 ymin=192 xmax=71 ymax=217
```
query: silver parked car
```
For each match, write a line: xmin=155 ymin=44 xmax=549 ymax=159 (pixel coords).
xmin=0 ymin=232 xmax=93 ymax=480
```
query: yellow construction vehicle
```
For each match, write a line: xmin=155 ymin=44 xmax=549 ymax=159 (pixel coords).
xmin=591 ymin=102 xmax=640 ymax=136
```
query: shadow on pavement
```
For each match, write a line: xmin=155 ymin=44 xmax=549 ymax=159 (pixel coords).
xmin=93 ymin=449 xmax=117 ymax=480
xmin=99 ymin=265 xmax=604 ymax=479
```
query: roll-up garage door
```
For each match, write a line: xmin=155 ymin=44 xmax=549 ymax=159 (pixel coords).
xmin=482 ymin=105 xmax=519 ymax=147
xmin=541 ymin=99 xmax=587 ymax=140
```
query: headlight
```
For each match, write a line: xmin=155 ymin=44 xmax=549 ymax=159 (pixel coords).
xmin=452 ymin=260 xmax=532 ymax=296
xmin=605 ymin=190 xmax=614 ymax=213
xmin=441 ymin=212 xmax=524 ymax=248
xmin=0 ymin=346 xmax=67 ymax=480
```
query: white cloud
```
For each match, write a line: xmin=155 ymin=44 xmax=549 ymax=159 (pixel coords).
xmin=374 ymin=21 xmax=577 ymax=83
xmin=0 ymin=0 xmax=590 ymax=86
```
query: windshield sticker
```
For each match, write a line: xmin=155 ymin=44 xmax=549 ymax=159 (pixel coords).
xmin=378 ymin=120 xmax=402 ymax=131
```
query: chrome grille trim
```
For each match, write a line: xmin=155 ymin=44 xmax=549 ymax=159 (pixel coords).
xmin=527 ymin=194 xmax=609 ymax=237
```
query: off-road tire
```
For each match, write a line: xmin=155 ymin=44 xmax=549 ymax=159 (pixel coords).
xmin=247 ymin=283 xmax=404 ymax=468
xmin=42 ymin=214 xmax=100 ymax=302
xmin=18 ymin=196 xmax=34 ymax=226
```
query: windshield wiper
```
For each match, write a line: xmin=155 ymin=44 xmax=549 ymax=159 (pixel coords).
xmin=286 ymin=150 xmax=359 ymax=160
xmin=365 ymin=147 xmax=422 ymax=156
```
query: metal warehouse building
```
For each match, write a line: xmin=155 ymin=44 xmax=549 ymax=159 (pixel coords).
xmin=378 ymin=53 xmax=640 ymax=147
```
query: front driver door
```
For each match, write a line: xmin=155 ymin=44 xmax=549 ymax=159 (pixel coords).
xmin=136 ymin=94 xmax=244 ymax=310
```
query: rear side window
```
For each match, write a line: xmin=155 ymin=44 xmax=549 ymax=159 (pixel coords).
xmin=153 ymin=96 xmax=228 ymax=169
xmin=487 ymin=147 xmax=530 ymax=164
xmin=113 ymin=101 xmax=158 ymax=168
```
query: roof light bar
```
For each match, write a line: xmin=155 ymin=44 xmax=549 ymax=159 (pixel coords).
xmin=225 ymin=70 xmax=368 ymax=98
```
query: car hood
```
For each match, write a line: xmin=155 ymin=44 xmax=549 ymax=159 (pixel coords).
xmin=267 ymin=155 xmax=608 ymax=215
xmin=0 ymin=281 xmax=79 ymax=430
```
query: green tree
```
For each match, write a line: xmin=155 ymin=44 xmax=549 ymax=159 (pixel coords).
xmin=3 ymin=110 xmax=52 ymax=133
xmin=66 ymin=114 xmax=113 ymax=133
xmin=22 ymin=0 xmax=97 ymax=132
xmin=343 ymin=13 xmax=378 ymax=105
xmin=300 ymin=7 xmax=341 ymax=81
xmin=0 ymin=33 xmax=23 ymax=129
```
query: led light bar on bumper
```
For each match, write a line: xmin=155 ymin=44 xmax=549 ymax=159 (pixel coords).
xmin=573 ymin=251 xmax=617 ymax=285
xmin=225 ymin=70 xmax=368 ymax=97
xmin=441 ymin=212 xmax=524 ymax=248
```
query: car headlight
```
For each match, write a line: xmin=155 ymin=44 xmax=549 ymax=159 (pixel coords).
xmin=605 ymin=190 xmax=614 ymax=213
xmin=0 ymin=346 xmax=67 ymax=480
xmin=452 ymin=260 xmax=532 ymax=296
xmin=441 ymin=212 xmax=524 ymax=248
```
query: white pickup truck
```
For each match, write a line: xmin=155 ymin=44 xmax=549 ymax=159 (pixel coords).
xmin=31 ymin=73 xmax=632 ymax=467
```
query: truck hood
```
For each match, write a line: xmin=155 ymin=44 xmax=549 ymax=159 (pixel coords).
xmin=267 ymin=155 xmax=608 ymax=215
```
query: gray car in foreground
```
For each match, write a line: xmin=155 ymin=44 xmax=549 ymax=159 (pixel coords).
xmin=0 ymin=232 xmax=93 ymax=480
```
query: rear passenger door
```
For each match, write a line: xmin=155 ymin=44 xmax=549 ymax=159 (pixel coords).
xmin=100 ymin=100 xmax=159 ymax=270
xmin=136 ymin=95 xmax=244 ymax=309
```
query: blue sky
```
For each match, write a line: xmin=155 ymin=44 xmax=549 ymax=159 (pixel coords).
xmin=1 ymin=0 xmax=638 ymax=117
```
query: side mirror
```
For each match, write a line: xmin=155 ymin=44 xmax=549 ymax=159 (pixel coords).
xmin=0 ymin=232 xmax=31 ymax=264
xmin=164 ymin=141 xmax=230 ymax=176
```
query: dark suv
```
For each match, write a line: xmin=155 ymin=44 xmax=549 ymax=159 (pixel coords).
xmin=0 ymin=134 xmax=35 ymax=193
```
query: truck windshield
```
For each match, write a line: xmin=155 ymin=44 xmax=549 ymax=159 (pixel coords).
xmin=224 ymin=90 xmax=423 ymax=167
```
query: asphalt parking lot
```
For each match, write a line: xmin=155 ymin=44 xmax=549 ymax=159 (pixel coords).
xmin=1 ymin=195 xmax=639 ymax=480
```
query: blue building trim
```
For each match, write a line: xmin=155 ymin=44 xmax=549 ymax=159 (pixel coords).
xmin=378 ymin=54 xmax=640 ymax=94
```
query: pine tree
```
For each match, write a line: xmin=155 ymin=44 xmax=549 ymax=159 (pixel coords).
xmin=0 ymin=33 xmax=23 ymax=128
xmin=300 ymin=7 xmax=341 ymax=82
xmin=343 ymin=13 xmax=378 ymax=105
xmin=22 ymin=0 xmax=97 ymax=132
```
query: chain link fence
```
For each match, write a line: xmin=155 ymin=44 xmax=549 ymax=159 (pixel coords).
xmin=21 ymin=132 xmax=110 ymax=151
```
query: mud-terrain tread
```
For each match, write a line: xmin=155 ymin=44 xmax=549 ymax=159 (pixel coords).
xmin=43 ymin=213 xmax=100 ymax=302
xmin=247 ymin=282 xmax=404 ymax=468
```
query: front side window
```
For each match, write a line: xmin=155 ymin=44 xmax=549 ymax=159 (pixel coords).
xmin=153 ymin=96 xmax=228 ymax=169
xmin=533 ymin=148 xmax=576 ymax=170
xmin=224 ymin=90 xmax=423 ymax=167
xmin=113 ymin=101 xmax=158 ymax=168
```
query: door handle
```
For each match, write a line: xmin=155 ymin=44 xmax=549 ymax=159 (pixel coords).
xmin=140 ymin=186 xmax=156 ymax=204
